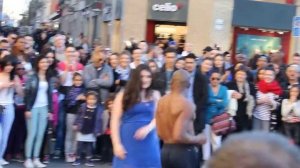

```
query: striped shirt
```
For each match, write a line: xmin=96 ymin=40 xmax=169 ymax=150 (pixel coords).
xmin=253 ymin=91 xmax=278 ymax=121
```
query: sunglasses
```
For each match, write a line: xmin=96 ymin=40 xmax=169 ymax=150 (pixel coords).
xmin=16 ymin=68 xmax=25 ymax=70
xmin=211 ymin=77 xmax=220 ymax=81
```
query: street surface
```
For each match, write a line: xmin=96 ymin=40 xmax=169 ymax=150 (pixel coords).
xmin=8 ymin=160 xmax=112 ymax=168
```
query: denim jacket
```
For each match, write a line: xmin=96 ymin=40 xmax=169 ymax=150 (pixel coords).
xmin=24 ymin=74 xmax=53 ymax=112
xmin=74 ymin=103 xmax=104 ymax=135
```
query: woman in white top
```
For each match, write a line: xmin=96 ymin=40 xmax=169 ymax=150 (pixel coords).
xmin=0 ymin=56 xmax=22 ymax=166
xmin=24 ymin=56 xmax=53 ymax=168
xmin=281 ymin=84 xmax=300 ymax=144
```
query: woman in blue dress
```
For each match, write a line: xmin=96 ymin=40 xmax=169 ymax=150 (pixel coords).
xmin=111 ymin=64 xmax=161 ymax=168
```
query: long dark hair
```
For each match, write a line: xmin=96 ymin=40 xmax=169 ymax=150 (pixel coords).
xmin=34 ymin=55 xmax=51 ymax=81
xmin=122 ymin=64 xmax=153 ymax=111
xmin=41 ymin=48 xmax=58 ymax=77
xmin=0 ymin=55 xmax=16 ymax=80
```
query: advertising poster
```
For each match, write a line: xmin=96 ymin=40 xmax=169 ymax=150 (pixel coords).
xmin=236 ymin=34 xmax=282 ymax=58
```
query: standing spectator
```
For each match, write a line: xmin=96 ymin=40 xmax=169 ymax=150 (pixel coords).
xmin=5 ymin=62 xmax=27 ymax=162
xmin=115 ymin=51 xmax=131 ymax=88
xmin=184 ymin=53 xmax=197 ymax=102
xmin=292 ymin=53 xmax=300 ymax=65
xmin=129 ymin=48 xmax=143 ymax=69
xmin=202 ymin=70 xmax=228 ymax=161
xmin=281 ymin=85 xmax=300 ymax=145
xmin=213 ymin=54 xmax=230 ymax=83
xmin=57 ymin=45 xmax=84 ymax=89
xmin=174 ymin=58 xmax=185 ymax=70
xmin=24 ymin=56 xmax=53 ymax=168
xmin=0 ymin=56 xmax=23 ymax=166
xmin=226 ymin=67 xmax=256 ymax=132
xmin=72 ymin=91 xmax=104 ymax=167
xmin=12 ymin=36 xmax=32 ymax=72
xmin=43 ymin=49 xmax=59 ymax=78
xmin=0 ymin=39 xmax=10 ymax=51
xmin=111 ymin=64 xmax=161 ymax=168
xmin=181 ymin=43 xmax=193 ymax=57
xmin=223 ymin=51 xmax=232 ymax=69
xmin=152 ymin=47 xmax=177 ymax=95
xmin=24 ymin=35 xmax=37 ymax=66
xmin=281 ymin=64 xmax=300 ymax=98
xmin=83 ymin=47 xmax=113 ymax=103
xmin=147 ymin=59 xmax=160 ymax=74
xmin=64 ymin=73 xmax=85 ymax=163
xmin=6 ymin=32 xmax=18 ymax=50
xmin=53 ymin=34 xmax=66 ymax=61
xmin=193 ymin=58 xmax=213 ymax=134
xmin=76 ymin=46 xmax=89 ymax=66
xmin=253 ymin=67 xmax=282 ymax=132
xmin=108 ymin=53 xmax=120 ymax=93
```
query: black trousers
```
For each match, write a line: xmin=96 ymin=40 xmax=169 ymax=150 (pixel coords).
xmin=161 ymin=144 xmax=200 ymax=168
xmin=76 ymin=141 xmax=93 ymax=159
xmin=283 ymin=122 xmax=300 ymax=145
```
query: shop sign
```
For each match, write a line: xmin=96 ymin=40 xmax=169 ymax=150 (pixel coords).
xmin=148 ymin=0 xmax=188 ymax=22
xmin=152 ymin=3 xmax=181 ymax=12
xmin=292 ymin=16 xmax=300 ymax=37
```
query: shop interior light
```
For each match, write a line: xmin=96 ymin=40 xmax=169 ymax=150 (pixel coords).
xmin=277 ymin=31 xmax=284 ymax=34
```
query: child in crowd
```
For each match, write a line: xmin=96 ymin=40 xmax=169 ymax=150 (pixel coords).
xmin=281 ymin=84 xmax=300 ymax=145
xmin=99 ymin=95 xmax=114 ymax=163
xmin=64 ymin=73 xmax=86 ymax=162
xmin=72 ymin=91 xmax=104 ymax=167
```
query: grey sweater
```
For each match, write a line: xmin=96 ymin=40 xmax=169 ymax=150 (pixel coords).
xmin=83 ymin=63 xmax=113 ymax=103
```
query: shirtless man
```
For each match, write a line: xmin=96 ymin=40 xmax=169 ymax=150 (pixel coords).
xmin=156 ymin=69 xmax=206 ymax=168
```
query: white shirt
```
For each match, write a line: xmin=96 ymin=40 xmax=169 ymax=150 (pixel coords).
xmin=0 ymin=84 xmax=14 ymax=105
xmin=33 ymin=81 xmax=49 ymax=108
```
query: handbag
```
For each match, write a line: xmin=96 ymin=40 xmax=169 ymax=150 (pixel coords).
xmin=211 ymin=112 xmax=236 ymax=136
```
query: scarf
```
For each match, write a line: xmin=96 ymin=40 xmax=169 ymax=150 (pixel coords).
xmin=257 ymin=80 xmax=282 ymax=96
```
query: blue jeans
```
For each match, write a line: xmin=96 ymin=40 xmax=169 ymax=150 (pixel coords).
xmin=0 ymin=104 xmax=14 ymax=160
xmin=25 ymin=106 xmax=48 ymax=158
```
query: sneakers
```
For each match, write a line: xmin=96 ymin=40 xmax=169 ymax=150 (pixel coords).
xmin=24 ymin=159 xmax=34 ymax=168
xmin=72 ymin=158 xmax=81 ymax=166
xmin=42 ymin=155 xmax=50 ymax=164
xmin=53 ymin=150 xmax=61 ymax=159
xmin=33 ymin=158 xmax=47 ymax=168
xmin=65 ymin=154 xmax=76 ymax=163
xmin=0 ymin=159 xmax=9 ymax=165
xmin=85 ymin=159 xmax=95 ymax=167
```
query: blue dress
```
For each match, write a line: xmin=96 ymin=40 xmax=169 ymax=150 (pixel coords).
xmin=113 ymin=101 xmax=161 ymax=168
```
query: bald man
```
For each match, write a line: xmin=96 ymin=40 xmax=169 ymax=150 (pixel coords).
xmin=156 ymin=69 xmax=206 ymax=168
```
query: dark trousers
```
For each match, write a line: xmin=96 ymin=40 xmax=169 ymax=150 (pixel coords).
xmin=5 ymin=105 xmax=26 ymax=157
xmin=283 ymin=122 xmax=300 ymax=145
xmin=76 ymin=141 xmax=93 ymax=159
xmin=55 ymin=101 xmax=66 ymax=152
xmin=97 ymin=134 xmax=113 ymax=162
xmin=161 ymin=144 xmax=200 ymax=168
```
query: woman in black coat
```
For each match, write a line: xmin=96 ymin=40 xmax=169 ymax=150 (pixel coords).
xmin=226 ymin=66 xmax=256 ymax=132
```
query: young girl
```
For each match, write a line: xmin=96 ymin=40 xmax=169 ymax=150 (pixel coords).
xmin=281 ymin=85 xmax=300 ymax=145
xmin=64 ymin=73 xmax=85 ymax=163
xmin=72 ymin=91 xmax=104 ymax=167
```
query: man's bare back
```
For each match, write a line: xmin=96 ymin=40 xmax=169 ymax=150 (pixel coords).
xmin=156 ymin=93 xmax=196 ymax=144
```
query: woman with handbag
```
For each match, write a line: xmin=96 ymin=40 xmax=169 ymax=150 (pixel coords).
xmin=202 ymin=70 xmax=229 ymax=161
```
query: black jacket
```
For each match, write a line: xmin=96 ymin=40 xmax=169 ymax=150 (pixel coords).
xmin=193 ymin=67 xmax=209 ymax=134
xmin=24 ymin=74 xmax=53 ymax=112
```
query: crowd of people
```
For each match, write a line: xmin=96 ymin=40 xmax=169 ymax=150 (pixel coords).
xmin=0 ymin=29 xmax=300 ymax=168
